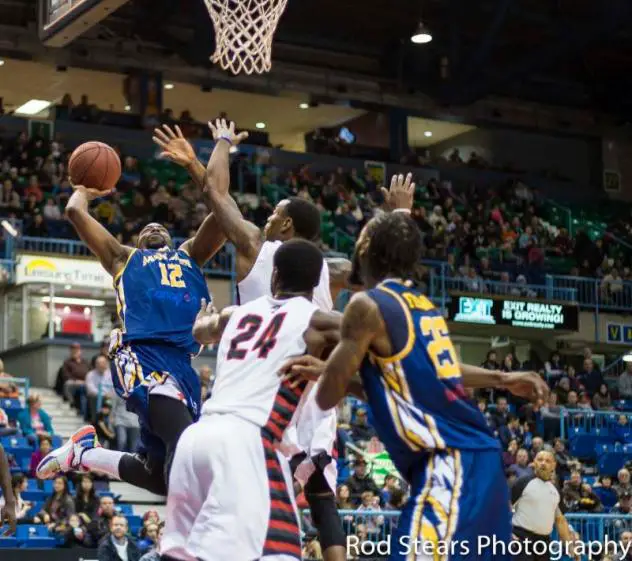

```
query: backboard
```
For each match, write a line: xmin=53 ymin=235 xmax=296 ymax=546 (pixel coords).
xmin=38 ymin=0 xmax=130 ymax=47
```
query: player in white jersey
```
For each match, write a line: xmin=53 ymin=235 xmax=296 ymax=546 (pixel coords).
xmin=199 ymin=119 xmax=350 ymax=561
xmin=161 ymin=239 xmax=341 ymax=561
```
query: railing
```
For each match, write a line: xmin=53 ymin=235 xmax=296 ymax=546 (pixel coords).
xmin=603 ymin=357 xmax=626 ymax=380
xmin=559 ymin=408 xmax=628 ymax=440
xmin=0 ymin=377 xmax=30 ymax=404
xmin=12 ymin=236 xmax=235 ymax=277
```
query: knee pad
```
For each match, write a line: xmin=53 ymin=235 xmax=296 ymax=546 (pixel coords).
xmin=306 ymin=492 xmax=346 ymax=550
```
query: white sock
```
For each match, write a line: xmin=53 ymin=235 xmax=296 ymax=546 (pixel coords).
xmin=80 ymin=448 xmax=125 ymax=480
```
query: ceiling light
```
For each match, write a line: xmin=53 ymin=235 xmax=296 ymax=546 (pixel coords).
xmin=299 ymin=103 xmax=309 ymax=109
xmin=40 ymin=296 xmax=106 ymax=307
xmin=164 ymin=83 xmax=174 ymax=90
xmin=624 ymin=352 xmax=632 ymax=363
xmin=0 ymin=60 xmax=4 ymax=67
xmin=14 ymin=99 xmax=52 ymax=116
xmin=124 ymin=105 xmax=131 ymax=112
xmin=255 ymin=122 xmax=266 ymax=129
xmin=424 ymin=131 xmax=433 ymax=137
xmin=229 ymin=146 xmax=238 ymax=154
xmin=411 ymin=22 xmax=433 ymax=44
xmin=64 ymin=284 xmax=72 ymax=290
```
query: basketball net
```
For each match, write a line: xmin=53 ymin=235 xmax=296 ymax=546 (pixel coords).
xmin=204 ymin=0 xmax=288 ymax=75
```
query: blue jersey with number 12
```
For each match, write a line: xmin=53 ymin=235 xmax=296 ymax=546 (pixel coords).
xmin=359 ymin=280 xmax=499 ymax=479
xmin=114 ymin=247 xmax=210 ymax=355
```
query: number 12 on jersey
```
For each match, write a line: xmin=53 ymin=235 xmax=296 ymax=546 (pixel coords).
xmin=227 ymin=313 xmax=286 ymax=360
xmin=159 ymin=263 xmax=186 ymax=288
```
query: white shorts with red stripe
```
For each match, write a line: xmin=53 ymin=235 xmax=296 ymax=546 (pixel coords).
xmin=162 ymin=413 xmax=302 ymax=561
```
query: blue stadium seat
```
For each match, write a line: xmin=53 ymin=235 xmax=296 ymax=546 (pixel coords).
xmin=127 ymin=514 xmax=142 ymax=534
xmin=1 ymin=436 xmax=28 ymax=448
xmin=118 ymin=504 xmax=133 ymax=516
xmin=0 ymin=537 xmax=18 ymax=548
xmin=21 ymin=490 xmax=47 ymax=502
xmin=51 ymin=435 xmax=63 ymax=448
xmin=41 ymin=480 xmax=53 ymax=493
xmin=25 ymin=479 xmax=40 ymax=491
xmin=1 ymin=399 xmax=23 ymax=421
xmin=21 ymin=537 xmax=57 ymax=548
xmin=16 ymin=525 xmax=49 ymax=539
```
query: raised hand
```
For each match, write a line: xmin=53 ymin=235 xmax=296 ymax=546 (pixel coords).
xmin=72 ymin=184 xmax=111 ymax=201
xmin=278 ymin=355 xmax=326 ymax=388
xmin=381 ymin=173 xmax=415 ymax=211
xmin=195 ymin=298 xmax=217 ymax=324
xmin=152 ymin=124 xmax=196 ymax=168
xmin=208 ymin=119 xmax=249 ymax=146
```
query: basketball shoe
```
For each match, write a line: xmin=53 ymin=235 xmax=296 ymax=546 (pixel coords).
xmin=36 ymin=425 xmax=100 ymax=479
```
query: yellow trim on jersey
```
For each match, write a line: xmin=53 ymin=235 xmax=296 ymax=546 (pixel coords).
xmin=113 ymin=248 xmax=137 ymax=286
xmin=408 ymin=455 xmax=435 ymax=561
xmin=380 ymin=377 xmax=424 ymax=452
xmin=443 ymin=450 xmax=463 ymax=557
xmin=374 ymin=284 xmax=416 ymax=364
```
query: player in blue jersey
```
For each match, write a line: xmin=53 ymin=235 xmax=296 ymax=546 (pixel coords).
xmin=37 ymin=125 xmax=248 ymax=496
xmin=281 ymin=212 xmax=549 ymax=561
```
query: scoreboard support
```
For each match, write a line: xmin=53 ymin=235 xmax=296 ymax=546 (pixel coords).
xmin=38 ymin=0 xmax=130 ymax=47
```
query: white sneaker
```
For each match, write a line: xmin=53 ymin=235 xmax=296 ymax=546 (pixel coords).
xmin=36 ymin=425 xmax=100 ymax=480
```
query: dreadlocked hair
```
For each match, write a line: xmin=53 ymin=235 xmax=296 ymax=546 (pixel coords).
xmin=365 ymin=213 xmax=423 ymax=283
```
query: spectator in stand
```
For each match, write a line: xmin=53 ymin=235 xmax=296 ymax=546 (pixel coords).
xmin=561 ymin=470 xmax=583 ymax=512
xmin=612 ymin=491 xmax=632 ymax=516
xmin=33 ymin=475 xmax=75 ymax=529
xmin=553 ymin=438 xmax=579 ymax=480
xmin=380 ymin=474 xmax=400 ymax=506
xmin=616 ymin=469 xmax=632 ymax=497
xmin=574 ymin=483 xmax=603 ymax=513
xmin=345 ymin=457 xmax=380 ymax=505
xmin=503 ymin=439 xmax=519 ymax=469
xmin=139 ymin=524 xmax=164 ymax=561
xmin=481 ymin=350 xmax=500 ymax=371
xmin=541 ymin=393 xmax=562 ymax=440
xmin=17 ymin=393 xmax=54 ymax=443
xmin=615 ymin=415 xmax=632 ymax=444
xmin=88 ymin=496 xmax=117 ymax=544
xmin=74 ymin=474 xmax=99 ymax=523
xmin=616 ymin=531 xmax=632 ymax=561
xmin=530 ymin=436 xmax=547 ymax=459
xmin=25 ymin=213 xmax=48 ymax=237
xmin=97 ymin=515 xmax=141 ymax=561
xmin=29 ymin=435 xmax=52 ymax=477
xmin=85 ymin=355 xmax=114 ymax=422
xmin=0 ymin=474 xmax=33 ymax=524
xmin=566 ymin=390 xmax=579 ymax=409
xmin=350 ymin=408 xmax=375 ymax=443
xmin=61 ymin=342 xmax=90 ymax=411
xmin=498 ymin=414 xmax=522 ymax=447
xmin=43 ymin=198 xmax=62 ymax=220
xmin=545 ymin=352 xmax=565 ymax=382
xmin=555 ymin=377 xmax=571 ymax=405
xmin=138 ymin=521 xmax=160 ymax=554
xmin=0 ymin=359 xmax=19 ymax=398
xmin=620 ymin=363 xmax=632 ymax=400
xmin=578 ymin=358 xmax=604 ymax=397
xmin=355 ymin=491 xmax=384 ymax=537
xmin=0 ymin=406 xmax=16 ymax=437
xmin=60 ymin=513 xmax=92 ymax=548
xmin=593 ymin=383 xmax=613 ymax=410
xmin=594 ymin=475 xmax=618 ymax=512
xmin=336 ymin=484 xmax=354 ymax=510
xmin=509 ymin=448 xmax=533 ymax=479
xmin=95 ymin=399 xmax=116 ymax=449
xmin=490 ymin=396 xmax=511 ymax=428
xmin=111 ymin=394 xmax=140 ymax=453
xmin=578 ymin=391 xmax=593 ymax=410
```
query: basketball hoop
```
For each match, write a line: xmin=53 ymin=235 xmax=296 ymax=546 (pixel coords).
xmin=204 ymin=0 xmax=289 ymax=75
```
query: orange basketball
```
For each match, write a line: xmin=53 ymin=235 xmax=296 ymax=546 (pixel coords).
xmin=68 ymin=141 xmax=121 ymax=191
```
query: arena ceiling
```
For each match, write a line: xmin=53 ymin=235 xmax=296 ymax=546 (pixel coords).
xmin=2 ymin=0 xmax=632 ymax=119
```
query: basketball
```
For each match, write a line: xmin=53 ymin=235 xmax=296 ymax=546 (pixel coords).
xmin=68 ymin=141 xmax=121 ymax=192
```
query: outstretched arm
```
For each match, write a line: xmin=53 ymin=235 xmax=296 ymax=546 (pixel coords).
xmin=316 ymin=293 xmax=382 ymax=410
xmin=65 ymin=187 xmax=130 ymax=277
xmin=152 ymin=124 xmax=227 ymax=267
xmin=459 ymin=363 xmax=549 ymax=402
xmin=205 ymin=119 xmax=261 ymax=263
xmin=192 ymin=299 xmax=237 ymax=345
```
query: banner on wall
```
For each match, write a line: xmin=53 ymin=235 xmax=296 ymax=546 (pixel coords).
xmin=448 ymin=294 xmax=579 ymax=332
xmin=367 ymin=451 xmax=400 ymax=487
xmin=606 ymin=323 xmax=632 ymax=344
xmin=15 ymin=254 xmax=113 ymax=289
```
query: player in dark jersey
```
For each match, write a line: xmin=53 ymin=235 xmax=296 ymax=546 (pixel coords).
xmin=36 ymin=127 xmax=234 ymax=495
xmin=282 ymin=212 xmax=549 ymax=561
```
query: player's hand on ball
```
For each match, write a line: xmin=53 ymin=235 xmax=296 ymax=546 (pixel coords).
xmin=208 ymin=118 xmax=249 ymax=146
xmin=279 ymin=355 xmax=326 ymax=388
xmin=152 ymin=124 xmax=196 ymax=168
xmin=72 ymin=184 xmax=111 ymax=201
xmin=381 ymin=173 xmax=415 ymax=212
xmin=500 ymin=370 xmax=549 ymax=403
